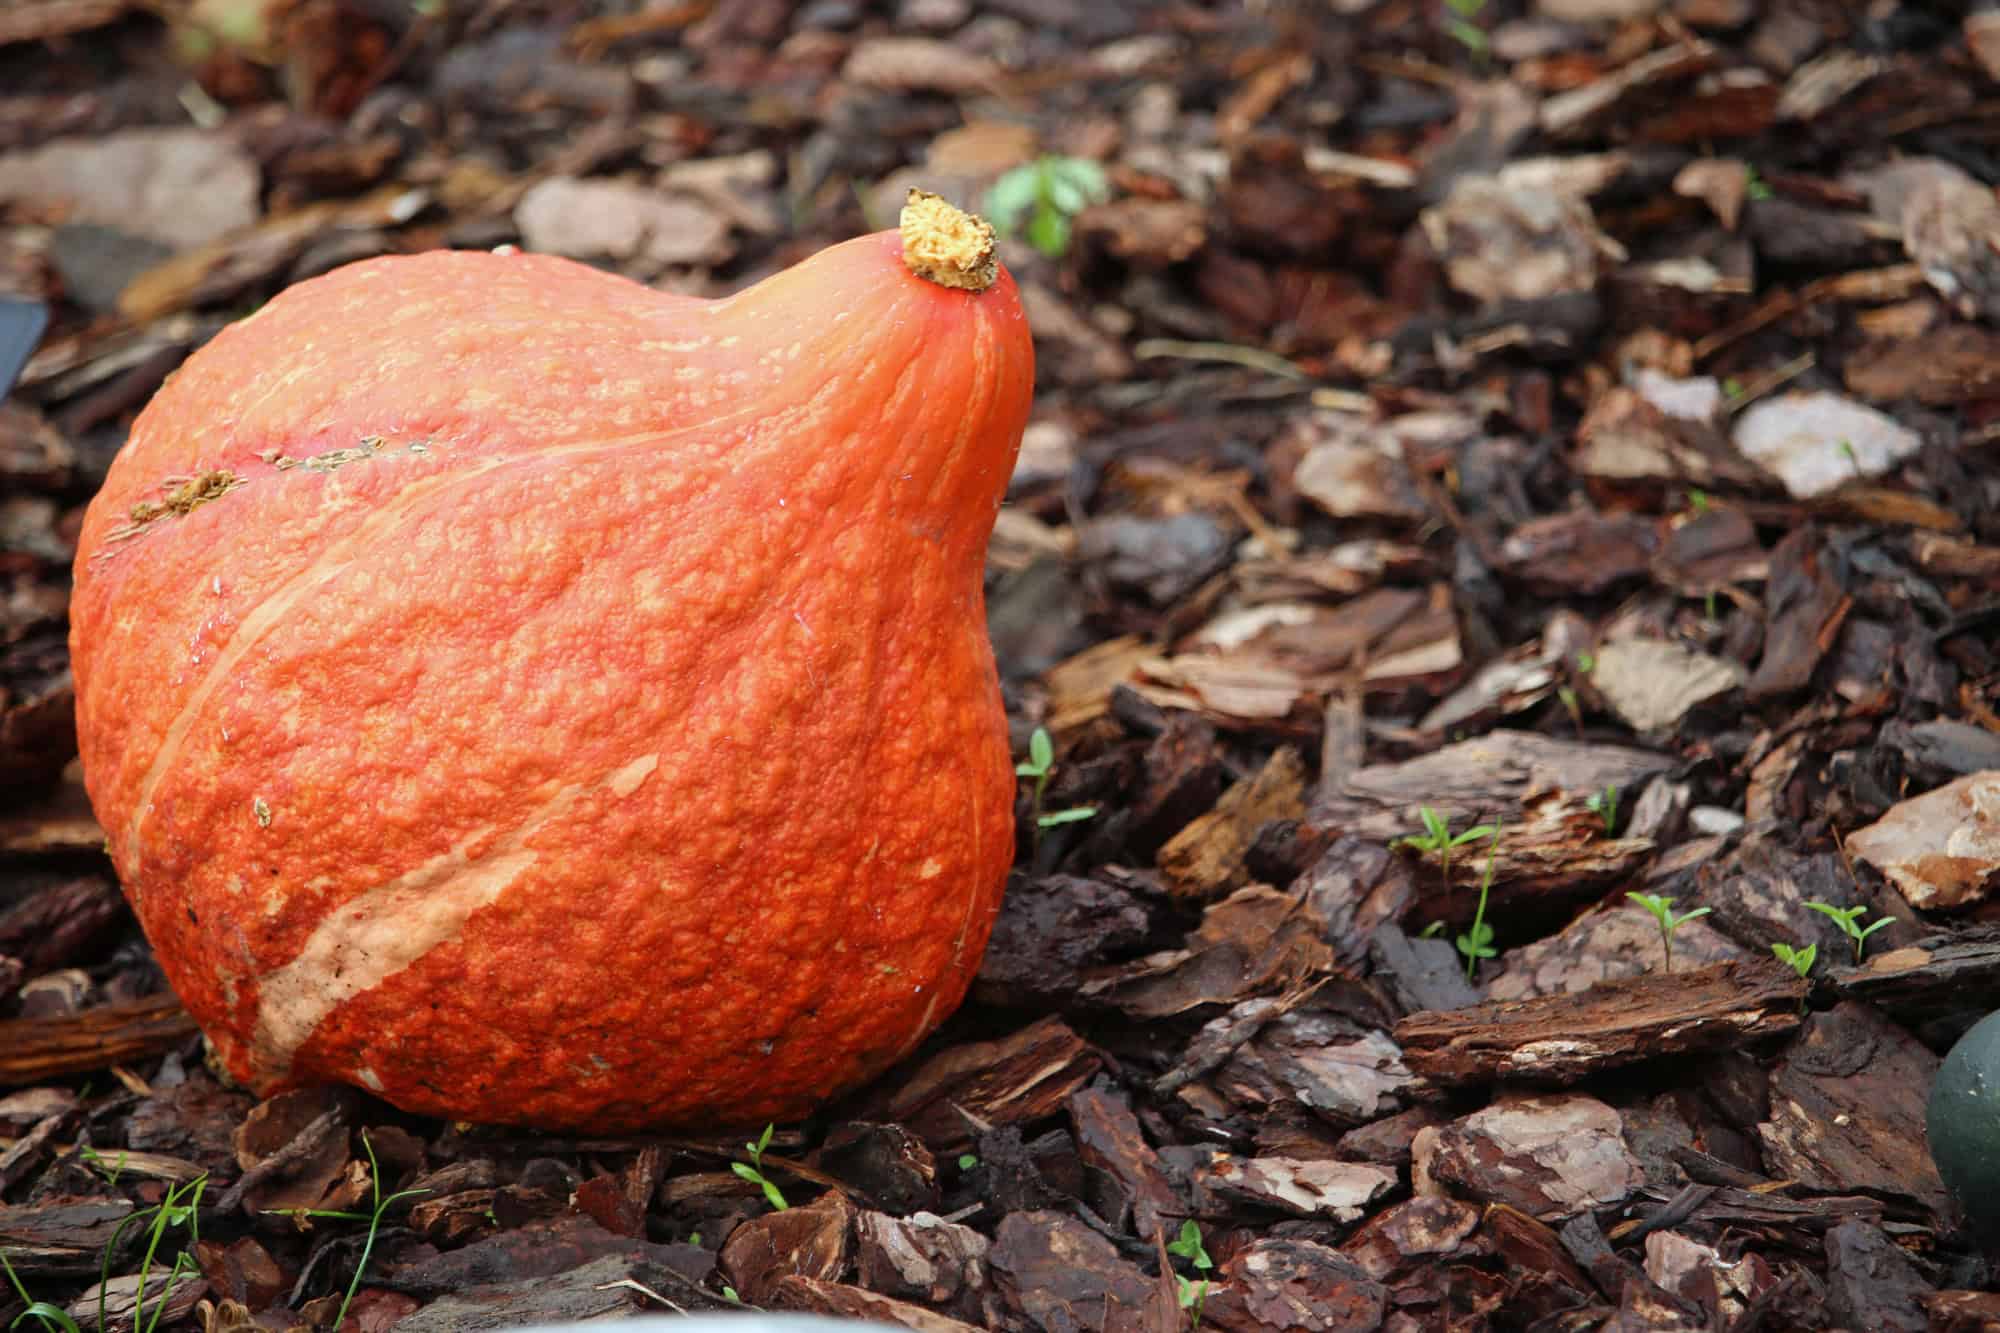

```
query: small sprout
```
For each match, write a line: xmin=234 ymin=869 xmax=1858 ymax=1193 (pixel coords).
xmin=722 ymin=1285 xmax=741 ymax=1303
xmin=1017 ymin=726 xmax=1097 ymax=853
xmin=1456 ymin=827 xmax=1503 ymax=982
xmin=260 ymin=1130 xmax=429 ymax=1333
xmin=1166 ymin=1220 xmax=1214 ymax=1330
xmin=1556 ymin=684 xmax=1583 ymax=735
xmin=1575 ymin=651 xmax=1597 ymax=674
xmin=957 ymin=1153 xmax=979 ymax=1170
xmin=1585 ymin=784 xmax=1620 ymax=835
xmin=79 ymin=1145 xmax=129 ymax=1185
xmin=1804 ymin=900 xmax=1894 ymax=966
xmin=1393 ymin=805 xmax=1497 ymax=887
xmin=985 ymin=156 xmax=1109 ymax=259
xmin=1443 ymin=0 xmax=1488 ymax=55
xmin=1743 ymin=165 xmax=1773 ymax=201
xmin=1686 ymin=487 xmax=1711 ymax=512
xmin=1418 ymin=920 xmax=1446 ymax=939
xmin=1772 ymin=941 xmax=1817 ymax=979
xmin=732 ymin=1123 xmax=790 ymax=1211
xmin=1627 ymin=892 xmax=1712 ymax=972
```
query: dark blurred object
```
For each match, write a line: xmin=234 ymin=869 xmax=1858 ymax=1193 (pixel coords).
xmin=0 ymin=299 xmax=46 ymax=401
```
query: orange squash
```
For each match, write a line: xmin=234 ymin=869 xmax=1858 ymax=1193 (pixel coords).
xmin=68 ymin=193 xmax=1033 ymax=1130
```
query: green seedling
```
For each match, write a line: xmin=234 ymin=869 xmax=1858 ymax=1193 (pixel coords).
xmin=1394 ymin=806 xmax=1497 ymax=888
xmin=1743 ymin=166 xmax=1773 ymax=201
xmin=1443 ymin=0 xmax=1488 ymax=55
xmin=1586 ymin=784 xmax=1620 ymax=835
xmin=1016 ymin=727 xmax=1097 ymax=852
xmin=78 ymin=1147 xmax=129 ymax=1186
xmin=984 ymin=156 xmax=1109 ymax=258
xmin=1804 ymin=900 xmax=1893 ymax=965
xmin=732 ymin=1124 xmax=790 ymax=1212
xmin=1556 ymin=684 xmax=1584 ymax=735
xmin=2 ymin=1168 xmax=211 ymax=1333
xmin=957 ymin=1154 xmax=979 ymax=1171
xmin=1165 ymin=1219 xmax=1214 ymax=1330
xmin=1457 ymin=828 xmax=1503 ymax=982
xmin=1627 ymin=892 xmax=1711 ymax=972
xmin=1772 ymin=940 xmax=1817 ymax=979
xmin=268 ymin=1131 xmax=429 ymax=1331
xmin=1 ymin=1244 xmax=81 ymax=1333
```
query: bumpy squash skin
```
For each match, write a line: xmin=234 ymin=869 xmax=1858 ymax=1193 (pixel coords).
xmin=69 ymin=231 xmax=1033 ymax=1130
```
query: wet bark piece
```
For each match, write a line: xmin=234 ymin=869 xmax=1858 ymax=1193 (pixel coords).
xmin=989 ymin=1209 xmax=1158 ymax=1333
xmin=1086 ymin=884 xmax=1336 ymax=1020
xmin=853 ymin=1209 xmax=994 ymax=1326
xmin=1215 ymin=1014 xmax=1418 ymax=1129
xmin=1481 ymin=1204 xmax=1600 ymax=1316
xmin=1311 ymin=729 xmax=1674 ymax=844
xmin=0 ymin=876 xmax=124 ymax=979
xmin=1845 ymin=325 xmax=2000 ymax=404
xmin=1928 ymin=1290 xmax=2000 ymax=1332
xmin=1845 ymin=771 xmax=2000 ymax=912
xmin=1421 ymin=1093 xmax=1643 ymax=1222
xmin=1192 ymin=1153 xmax=1396 ymax=1222
xmin=389 ymin=1253 xmax=720 ymax=1330
xmin=1496 ymin=511 xmax=1661 ymax=595
xmin=380 ymin=1215 xmax=711 ymax=1297
xmin=719 ymin=1188 xmax=856 ymax=1306
xmin=1755 ymin=1002 xmax=1947 ymax=1216
xmin=1159 ymin=746 xmax=1308 ymax=901
xmin=869 ymin=1016 xmax=1101 ymax=1151
xmin=1745 ymin=528 xmax=1848 ymax=700
xmin=1395 ymin=959 xmax=1806 ymax=1087
xmin=1830 ymin=926 xmax=2000 ymax=1043
xmin=0 ymin=1198 xmax=134 ymax=1277
xmin=1069 ymin=1086 xmax=1181 ymax=1241
xmin=1822 ymin=1220 xmax=1928 ymax=1333
xmin=1202 ymin=1238 xmax=1389 ymax=1333
xmin=1298 ymin=837 xmax=1417 ymax=971
xmin=1338 ymin=1195 xmax=1480 ymax=1283
xmin=973 ymin=874 xmax=1151 ymax=1009
xmin=815 ymin=1121 xmax=939 ymax=1217
xmin=1369 ymin=924 xmax=1480 ymax=1016
xmin=0 ymin=993 xmax=197 ymax=1087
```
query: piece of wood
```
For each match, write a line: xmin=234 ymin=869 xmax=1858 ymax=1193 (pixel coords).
xmin=0 ymin=993 xmax=197 ymax=1087
xmin=1395 ymin=959 xmax=1805 ymax=1087
xmin=1830 ymin=926 xmax=2000 ymax=1044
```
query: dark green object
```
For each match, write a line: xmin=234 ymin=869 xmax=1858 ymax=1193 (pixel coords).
xmin=1928 ymin=1009 xmax=2000 ymax=1231
xmin=0 ymin=297 xmax=47 ymax=400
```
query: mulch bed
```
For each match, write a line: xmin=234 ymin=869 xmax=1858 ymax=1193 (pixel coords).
xmin=5 ymin=1 xmax=2000 ymax=1329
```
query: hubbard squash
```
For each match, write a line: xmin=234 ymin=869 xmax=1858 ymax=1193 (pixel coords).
xmin=68 ymin=192 xmax=1033 ymax=1130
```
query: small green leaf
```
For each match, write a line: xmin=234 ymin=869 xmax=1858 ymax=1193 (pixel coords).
xmin=1037 ymin=805 xmax=1096 ymax=828
xmin=1025 ymin=206 xmax=1070 ymax=258
xmin=1029 ymin=727 xmax=1053 ymax=772
xmin=984 ymin=168 xmax=1042 ymax=229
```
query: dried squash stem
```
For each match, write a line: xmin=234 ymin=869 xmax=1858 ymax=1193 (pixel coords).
xmin=900 ymin=189 xmax=998 ymax=292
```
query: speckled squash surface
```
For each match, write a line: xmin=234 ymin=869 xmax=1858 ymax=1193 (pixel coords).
xmin=68 ymin=196 xmax=1033 ymax=1130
